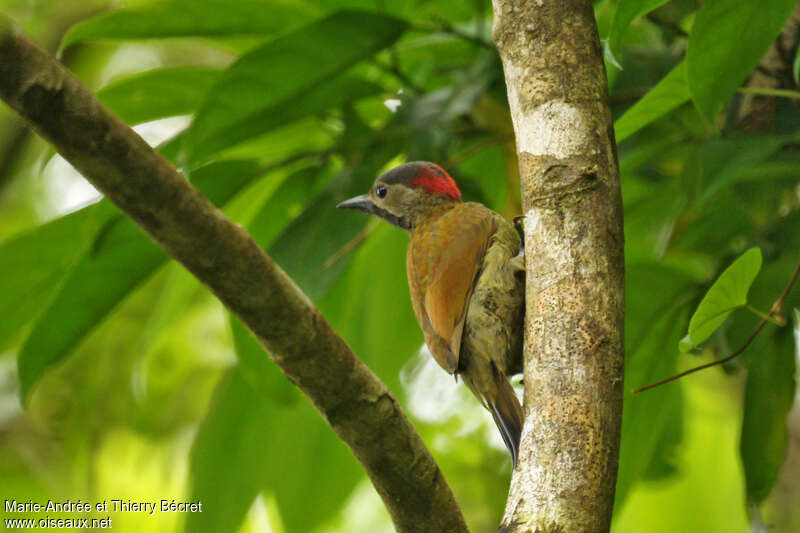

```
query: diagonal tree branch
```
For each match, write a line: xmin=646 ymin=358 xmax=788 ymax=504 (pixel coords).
xmin=492 ymin=1 xmax=625 ymax=531
xmin=0 ymin=19 xmax=468 ymax=533
xmin=0 ymin=4 xmax=105 ymax=190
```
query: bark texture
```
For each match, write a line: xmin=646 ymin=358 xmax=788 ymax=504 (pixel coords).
xmin=491 ymin=1 xmax=625 ymax=532
xmin=737 ymin=3 xmax=800 ymax=132
xmin=0 ymin=20 xmax=468 ymax=533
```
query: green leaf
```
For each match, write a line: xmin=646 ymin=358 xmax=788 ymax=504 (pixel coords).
xmin=696 ymin=136 xmax=788 ymax=203
xmin=794 ymin=45 xmax=800 ymax=85
xmin=614 ymin=62 xmax=689 ymax=142
xmin=679 ymin=248 xmax=763 ymax=352
xmin=62 ymin=0 xmax=319 ymax=48
xmin=616 ymin=263 xmax=693 ymax=506
xmin=740 ymin=330 xmax=796 ymax=503
xmin=188 ymin=10 xmax=405 ymax=162
xmin=191 ymin=75 xmax=381 ymax=164
xmin=606 ymin=0 xmax=671 ymax=62
xmin=687 ymin=0 xmax=797 ymax=121
xmin=264 ymin=129 xmax=399 ymax=301
xmin=0 ymin=202 xmax=115 ymax=348
xmin=97 ymin=67 xmax=220 ymax=125
xmin=230 ymin=314 xmax=298 ymax=405
xmin=187 ymin=369 xmax=279 ymax=533
xmin=247 ymin=166 xmax=325 ymax=247
xmin=188 ymin=367 xmax=361 ymax=533
xmin=17 ymin=161 xmax=266 ymax=401
xmin=318 ymin=223 xmax=421 ymax=392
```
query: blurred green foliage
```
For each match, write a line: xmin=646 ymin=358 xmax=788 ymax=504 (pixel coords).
xmin=0 ymin=0 xmax=799 ymax=532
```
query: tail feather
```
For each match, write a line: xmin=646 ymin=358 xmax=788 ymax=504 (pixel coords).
xmin=489 ymin=378 xmax=523 ymax=468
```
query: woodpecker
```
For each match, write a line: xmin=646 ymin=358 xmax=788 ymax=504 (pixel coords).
xmin=338 ymin=161 xmax=525 ymax=466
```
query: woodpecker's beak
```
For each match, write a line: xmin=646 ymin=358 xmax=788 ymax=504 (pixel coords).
xmin=336 ymin=194 xmax=375 ymax=214
xmin=337 ymin=194 xmax=409 ymax=229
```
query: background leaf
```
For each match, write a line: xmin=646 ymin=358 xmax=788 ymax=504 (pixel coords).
xmin=729 ymin=255 xmax=800 ymax=506
xmin=265 ymin=138 xmax=399 ymax=301
xmin=190 ymin=75 xmax=382 ymax=163
xmin=614 ymin=62 xmax=689 ymax=143
xmin=97 ymin=67 xmax=220 ymax=125
xmin=605 ymin=0 xmax=671 ymax=63
xmin=615 ymin=263 xmax=692 ymax=507
xmin=230 ymin=314 xmax=298 ymax=406
xmin=62 ymin=0 xmax=319 ymax=48
xmin=740 ymin=328 xmax=796 ymax=504
xmin=187 ymin=367 xmax=361 ymax=533
xmin=687 ymin=0 xmax=797 ymax=121
xmin=0 ymin=202 xmax=114 ymax=348
xmin=695 ymin=136 xmax=789 ymax=203
xmin=187 ymin=10 xmax=407 ymax=162
xmin=680 ymin=248 xmax=763 ymax=352
xmin=17 ymin=161 xmax=267 ymax=400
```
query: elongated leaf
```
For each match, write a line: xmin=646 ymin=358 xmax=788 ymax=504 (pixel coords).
xmin=18 ymin=161 xmax=266 ymax=401
xmin=188 ymin=369 xmax=278 ymax=533
xmin=697 ymin=136 xmax=787 ymax=203
xmin=614 ymin=62 xmax=689 ymax=142
xmin=680 ymin=248 xmax=762 ymax=352
xmin=687 ymin=0 xmax=797 ymax=121
xmin=188 ymin=10 xmax=405 ymax=162
xmin=727 ymin=257 xmax=800 ymax=504
xmin=192 ymin=75 xmax=381 ymax=163
xmin=794 ymin=46 xmax=800 ymax=85
xmin=97 ymin=67 xmax=220 ymax=125
xmin=188 ymin=367 xmax=360 ymax=533
xmin=62 ymin=0 xmax=318 ymax=48
xmin=618 ymin=309 xmax=687 ymax=506
xmin=318 ymin=223 xmax=421 ymax=392
xmin=606 ymin=0 xmax=671 ymax=63
xmin=740 ymin=331 xmax=796 ymax=503
xmin=230 ymin=314 xmax=298 ymax=405
xmin=228 ymin=167 xmax=328 ymax=399
xmin=0 ymin=202 xmax=115 ymax=348
xmin=267 ymin=142 xmax=398 ymax=301
xmin=247 ymin=166 xmax=326 ymax=246
xmin=260 ymin=113 xmax=400 ymax=302
xmin=616 ymin=264 xmax=692 ymax=506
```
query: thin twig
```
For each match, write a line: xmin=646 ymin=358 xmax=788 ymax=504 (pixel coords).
xmin=437 ymin=19 xmax=493 ymax=49
xmin=738 ymin=87 xmax=800 ymax=99
xmin=443 ymin=136 xmax=511 ymax=169
xmin=770 ymin=255 xmax=800 ymax=318
xmin=323 ymin=218 xmax=380 ymax=268
xmin=755 ymin=64 xmax=781 ymax=79
xmin=372 ymin=51 xmax=424 ymax=95
xmin=410 ymin=19 xmax=493 ymax=49
xmin=645 ymin=13 xmax=689 ymax=38
xmin=609 ymin=88 xmax=650 ymax=108
xmin=633 ymin=256 xmax=800 ymax=394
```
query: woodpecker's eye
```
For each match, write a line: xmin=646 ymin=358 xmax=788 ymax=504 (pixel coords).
xmin=375 ymin=185 xmax=388 ymax=199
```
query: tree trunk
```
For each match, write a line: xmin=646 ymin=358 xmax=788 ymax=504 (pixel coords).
xmin=492 ymin=2 xmax=625 ymax=532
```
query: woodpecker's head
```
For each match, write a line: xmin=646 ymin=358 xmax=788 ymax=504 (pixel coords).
xmin=337 ymin=161 xmax=461 ymax=230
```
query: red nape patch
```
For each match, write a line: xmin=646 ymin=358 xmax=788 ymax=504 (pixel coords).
xmin=410 ymin=164 xmax=461 ymax=199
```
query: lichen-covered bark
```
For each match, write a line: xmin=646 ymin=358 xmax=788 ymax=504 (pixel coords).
xmin=491 ymin=1 xmax=625 ymax=532
xmin=0 ymin=20 xmax=468 ymax=533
